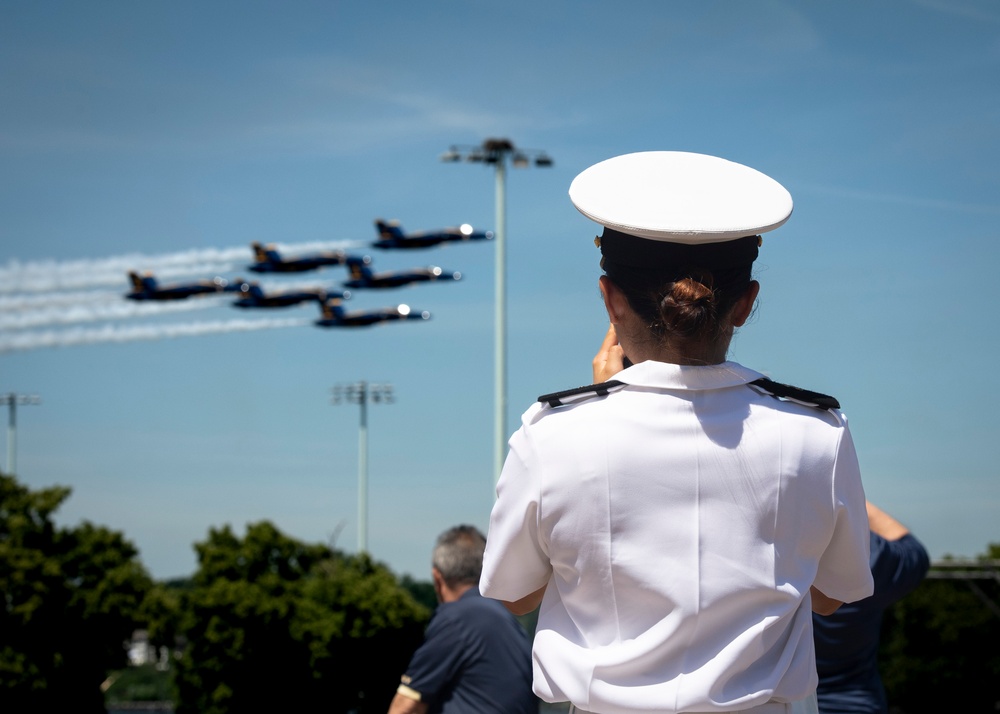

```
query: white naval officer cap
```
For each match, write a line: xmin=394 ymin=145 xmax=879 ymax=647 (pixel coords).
xmin=569 ymin=151 xmax=793 ymax=270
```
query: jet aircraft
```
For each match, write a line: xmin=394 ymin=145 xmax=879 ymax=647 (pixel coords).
xmin=248 ymin=242 xmax=350 ymax=273
xmin=314 ymin=298 xmax=430 ymax=328
xmin=231 ymin=281 xmax=348 ymax=309
xmin=371 ymin=219 xmax=493 ymax=250
xmin=125 ymin=271 xmax=235 ymax=301
xmin=342 ymin=255 xmax=462 ymax=290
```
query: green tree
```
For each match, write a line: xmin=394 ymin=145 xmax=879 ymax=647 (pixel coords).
xmin=139 ymin=577 xmax=190 ymax=658
xmin=0 ymin=472 xmax=153 ymax=713
xmin=880 ymin=546 xmax=1000 ymax=712
xmin=173 ymin=521 xmax=429 ymax=714
xmin=400 ymin=573 xmax=437 ymax=611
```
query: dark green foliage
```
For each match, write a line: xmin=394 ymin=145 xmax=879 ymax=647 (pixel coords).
xmin=400 ymin=573 xmax=437 ymax=611
xmin=172 ymin=521 xmax=430 ymax=714
xmin=105 ymin=664 xmax=173 ymax=704
xmin=880 ymin=548 xmax=1000 ymax=712
xmin=139 ymin=579 xmax=188 ymax=662
xmin=6 ymin=464 xmax=998 ymax=713
xmin=0 ymin=472 xmax=153 ymax=713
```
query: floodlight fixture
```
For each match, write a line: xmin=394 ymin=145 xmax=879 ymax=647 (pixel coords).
xmin=331 ymin=381 xmax=394 ymax=553
xmin=440 ymin=138 xmax=553 ymax=492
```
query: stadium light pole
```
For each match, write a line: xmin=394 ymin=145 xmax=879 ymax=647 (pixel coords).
xmin=0 ymin=392 xmax=41 ymax=475
xmin=440 ymin=139 xmax=553 ymax=490
xmin=331 ymin=381 xmax=394 ymax=554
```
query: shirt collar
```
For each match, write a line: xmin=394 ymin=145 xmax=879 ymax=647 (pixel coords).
xmin=614 ymin=360 xmax=764 ymax=391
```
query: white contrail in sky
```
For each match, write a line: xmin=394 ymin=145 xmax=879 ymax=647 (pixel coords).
xmin=0 ymin=277 xmax=344 ymax=330
xmin=0 ymin=295 xmax=225 ymax=330
xmin=0 ymin=240 xmax=358 ymax=293
xmin=0 ymin=241 xmax=364 ymax=348
xmin=0 ymin=248 xmax=246 ymax=293
xmin=0 ymin=317 xmax=313 ymax=353
xmin=0 ymin=289 xmax=122 ymax=310
xmin=246 ymin=276 xmax=349 ymax=291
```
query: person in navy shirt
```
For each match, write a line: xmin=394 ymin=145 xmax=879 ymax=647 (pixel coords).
xmin=813 ymin=502 xmax=930 ymax=713
xmin=388 ymin=525 xmax=536 ymax=714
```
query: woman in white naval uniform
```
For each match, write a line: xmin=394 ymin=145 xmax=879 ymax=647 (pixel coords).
xmin=480 ymin=152 xmax=874 ymax=714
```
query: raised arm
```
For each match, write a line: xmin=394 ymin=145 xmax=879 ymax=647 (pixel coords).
xmin=865 ymin=501 xmax=910 ymax=541
xmin=592 ymin=323 xmax=626 ymax=383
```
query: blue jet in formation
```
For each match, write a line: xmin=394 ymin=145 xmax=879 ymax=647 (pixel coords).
xmin=341 ymin=255 xmax=462 ymax=290
xmin=314 ymin=297 xmax=430 ymax=328
xmin=248 ymin=242 xmax=349 ymax=273
xmin=125 ymin=271 xmax=235 ymax=301
xmin=231 ymin=281 xmax=348 ymax=309
xmin=371 ymin=219 xmax=493 ymax=250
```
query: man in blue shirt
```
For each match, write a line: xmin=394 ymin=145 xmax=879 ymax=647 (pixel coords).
xmin=813 ymin=501 xmax=930 ymax=713
xmin=388 ymin=525 xmax=537 ymax=714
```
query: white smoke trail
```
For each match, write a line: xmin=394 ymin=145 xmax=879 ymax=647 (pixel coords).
xmin=0 ymin=275 xmax=345 ymax=311
xmin=0 ymin=317 xmax=312 ymax=353
xmin=0 ymin=240 xmax=360 ymax=294
xmin=0 ymin=289 xmax=122 ymax=310
xmin=0 ymin=294 xmax=225 ymax=330
xmin=0 ymin=249 xmax=244 ymax=293
xmin=0 ymin=241 xmax=366 ymax=348
xmin=241 ymin=276 xmax=349 ymax=291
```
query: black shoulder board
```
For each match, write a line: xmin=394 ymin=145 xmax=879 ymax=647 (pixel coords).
xmin=538 ymin=380 xmax=626 ymax=408
xmin=748 ymin=378 xmax=840 ymax=410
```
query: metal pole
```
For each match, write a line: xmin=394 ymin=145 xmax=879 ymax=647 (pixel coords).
xmin=358 ymin=381 xmax=369 ymax=554
xmin=441 ymin=140 xmax=551 ymax=493
xmin=494 ymin=159 xmax=507 ymax=489
xmin=332 ymin=382 xmax=391 ymax=556
xmin=2 ymin=393 xmax=40 ymax=476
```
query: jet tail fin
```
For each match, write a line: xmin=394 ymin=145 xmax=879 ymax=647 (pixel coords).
xmin=251 ymin=242 xmax=281 ymax=263
xmin=346 ymin=255 xmax=373 ymax=280
xmin=129 ymin=271 xmax=156 ymax=293
xmin=375 ymin=219 xmax=403 ymax=242
xmin=238 ymin=282 xmax=263 ymax=298
xmin=321 ymin=298 xmax=345 ymax=321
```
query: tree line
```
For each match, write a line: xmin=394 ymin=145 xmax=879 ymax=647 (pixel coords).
xmin=1 ymin=471 xmax=998 ymax=712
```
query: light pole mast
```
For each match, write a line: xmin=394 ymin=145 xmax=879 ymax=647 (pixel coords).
xmin=493 ymin=151 xmax=507 ymax=492
xmin=1 ymin=392 xmax=41 ymax=475
xmin=440 ymin=139 xmax=553 ymax=490
xmin=331 ymin=381 xmax=394 ymax=553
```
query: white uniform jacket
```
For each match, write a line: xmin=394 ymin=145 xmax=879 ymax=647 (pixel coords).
xmin=481 ymin=360 xmax=874 ymax=714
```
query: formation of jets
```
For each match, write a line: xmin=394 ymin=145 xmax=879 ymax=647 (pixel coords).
xmin=314 ymin=298 xmax=430 ymax=328
xmin=372 ymin=219 xmax=493 ymax=250
xmin=125 ymin=271 xmax=237 ymax=301
xmin=248 ymin=242 xmax=349 ymax=274
xmin=342 ymin=255 xmax=461 ymax=290
xmin=231 ymin=281 xmax=347 ymax=309
xmin=122 ymin=219 xmax=490 ymax=329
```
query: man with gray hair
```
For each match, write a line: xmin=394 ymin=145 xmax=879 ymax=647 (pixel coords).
xmin=388 ymin=525 xmax=536 ymax=714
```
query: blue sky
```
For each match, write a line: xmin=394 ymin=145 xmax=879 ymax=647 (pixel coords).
xmin=1 ymin=0 xmax=998 ymax=581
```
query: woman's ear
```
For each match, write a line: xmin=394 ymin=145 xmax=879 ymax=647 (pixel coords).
xmin=599 ymin=275 xmax=628 ymax=324
xmin=730 ymin=280 xmax=760 ymax=327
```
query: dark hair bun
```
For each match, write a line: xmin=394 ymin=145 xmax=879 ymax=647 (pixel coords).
xmin=659 ymin=277 xmax=718 ymax=338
